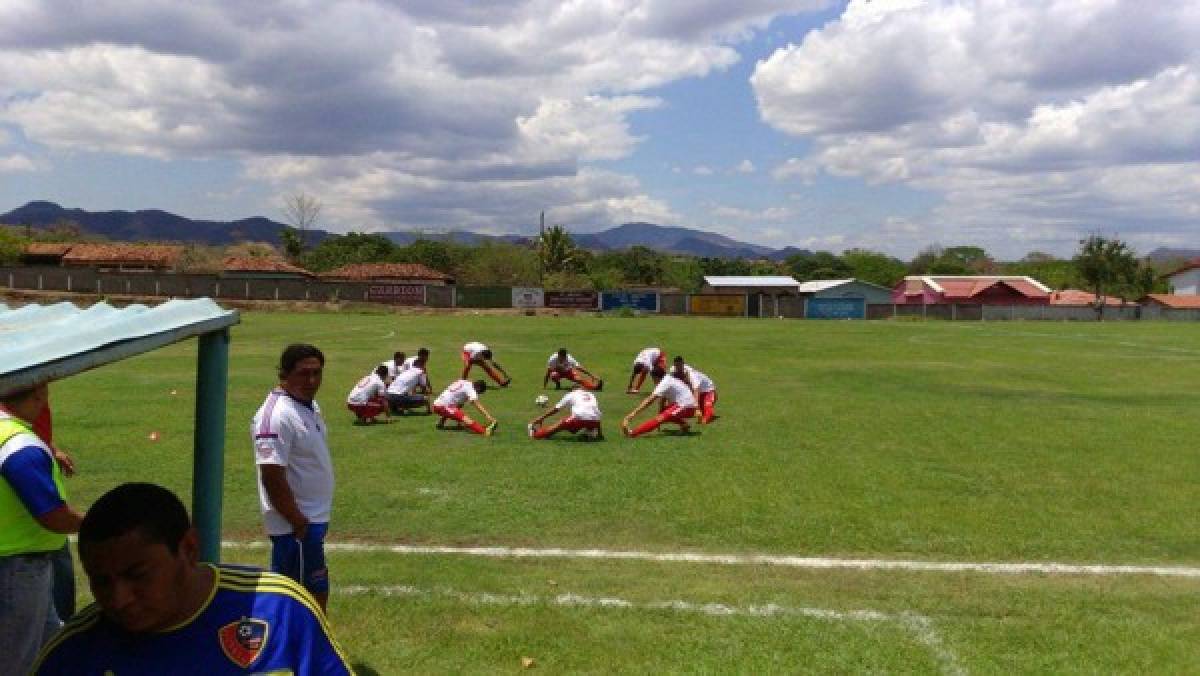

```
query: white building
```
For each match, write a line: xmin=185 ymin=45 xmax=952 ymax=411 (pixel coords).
xmin=1165 ymin=260 xmax=1200 ymax=295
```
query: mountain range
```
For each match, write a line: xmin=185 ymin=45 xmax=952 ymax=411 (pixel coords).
xmin=1 ymin=201 xmax=808 ymax=261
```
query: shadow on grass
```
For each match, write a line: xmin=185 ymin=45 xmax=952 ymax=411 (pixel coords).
xmin=351 ymin=663 xmax=381 ymax=676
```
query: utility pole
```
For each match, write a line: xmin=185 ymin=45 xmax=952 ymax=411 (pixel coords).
xmin=538 ymin=211 xmax=545 ymax=286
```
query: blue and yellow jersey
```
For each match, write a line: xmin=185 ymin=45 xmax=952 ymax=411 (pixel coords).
xmin=34 ymin=564 xmax=353 ymax=675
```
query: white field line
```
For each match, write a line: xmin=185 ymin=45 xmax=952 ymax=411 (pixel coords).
xmin=339 ymin=584 xmax=965 ymax=676
xmin=221 ymin=540 xmax=1200 ymax=579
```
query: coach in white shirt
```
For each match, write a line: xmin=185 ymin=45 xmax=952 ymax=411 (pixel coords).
xmin=251 ymin=344 xmax=334 ymax=612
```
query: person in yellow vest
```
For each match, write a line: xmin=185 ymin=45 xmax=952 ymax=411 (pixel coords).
xmin=0 ymin=383 xmax=84 ymax=675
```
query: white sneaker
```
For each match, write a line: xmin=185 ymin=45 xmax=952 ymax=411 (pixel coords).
xmin=527 ymin=423 xmax=535 ymax=438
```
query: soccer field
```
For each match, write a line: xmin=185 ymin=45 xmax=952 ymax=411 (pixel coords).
xmin=53 ymin=312 xmax=1200 ymax=672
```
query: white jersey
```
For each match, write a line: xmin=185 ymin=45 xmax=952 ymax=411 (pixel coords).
xmin=547 ymin=353 xmax=580 ymax=370
xmin=463 ymin=342 xmax=488 ymax=358
xmin=399 ymin=355 xmax=419 ymax=372
xmin=683 ymin=365 xmax=715 ymax=393
xmin=652 ymin=375 xmax=697 ymax=408
xmin=556 ymin=389 xmax=601 ymax=420
xmin=434 ymin=379 xmax=479 ymax=408
xmin=346 ymin=373 xmax=387 ymax=404
xmin=634 ymin=348 xmax=661 ymax=369
xmin=387 ymin=367 xmax=428 ymax=396
xmin=251 ymin=389 xmax=334 ymax=536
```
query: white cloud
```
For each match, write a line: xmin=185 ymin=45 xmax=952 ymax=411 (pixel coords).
xmin=0 ymin=153 xmax=37 ymax=172
xmin=0 ymin=0 xmax=831 ymax=232
xmin=752 ymin=0 xmax=1200 ymax=256
xmin=734 ymin=159 xmax=756 ymax=173
xmin=692 ymin=165 xmax=715 ymax=176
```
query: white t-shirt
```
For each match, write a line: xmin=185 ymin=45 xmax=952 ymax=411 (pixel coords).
xmin=434 ymin=379 xmax=479 ymax=408
xmin=683 ymin=365 xmax=715 ymax=393
xmin=346 ymin=373 xmax=387 ymax=404
xmin=547 ymin=353 xmax=580 ymax=370
xmin=634 ymin=348 xmax=661 ymax=369
xmin=652 ymin=375 xmax=697 ymax=408
xmin=556 ymin=389 xmax=601 ymax=420
xmin=387 ymin=367 xmax=429 ymax=396
xmin=399 ymin=355 xmax=419 ymax=372
xmin=251 ymin=389 xmax=334 ymax=535
xmin=463 ymin=342 xmax=488 ymax=358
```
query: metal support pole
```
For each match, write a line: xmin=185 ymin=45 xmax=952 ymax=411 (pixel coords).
xmin=193 ymin=329 xmax=230 ymax=563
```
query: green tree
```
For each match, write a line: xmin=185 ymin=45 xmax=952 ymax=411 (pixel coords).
xmin=536 ymin=225 xmax=582 ymax=277
xmin=617 ymin=246 xmax=667 ymax=286
xmin=459 ymin=242 xmax=539 ymax=286
xmin=786 ymin=251 xmax=852 ymax=281
xmin=842 ymin=248 xmax=907 ymax=287
xmin=300 ymin=232 xmax=395 ymax=272
xmin=280 ymin=226 xmax=306 ymax=262
xmin=0 ymin=226 xmax=31 ymax=265
xmin=394 ymin=238 xmax=467 ymax=275
xmin=1074 ymin=235 xmax=1138 ymax=319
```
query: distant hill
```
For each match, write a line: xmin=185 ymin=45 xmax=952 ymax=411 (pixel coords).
xmin=1146 ymin=247 xmax=1200 ymax=263
xmin=1 ymin=201 xmax=807 ymax=260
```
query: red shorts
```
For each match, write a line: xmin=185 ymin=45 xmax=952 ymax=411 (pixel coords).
xmin=347 ymin=401 xmax=385 ymax=419
xmin=549 ymin=368 xmax=578 ymax=382
xmin=699 ymin=390 xmax=717 ymax=408
xmin=434 ymin=404 xmax=468 ymax=422
xmin=560 ymin=416 xmax=600 ymax=432
xmin=660 ymin=404 xmax=696 ymax=424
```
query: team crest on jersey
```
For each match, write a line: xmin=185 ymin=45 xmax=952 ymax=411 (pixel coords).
xmin=219 ymin=617 xmax=270 ymax=668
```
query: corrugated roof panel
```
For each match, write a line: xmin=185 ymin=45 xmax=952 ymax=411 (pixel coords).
xmin=0 ymin=298 xmax=239 ymax=395
xmin=797 ymin=279 xmax=855 ymax=293
xmin=704 ymin=275 xmax=799 ymax=287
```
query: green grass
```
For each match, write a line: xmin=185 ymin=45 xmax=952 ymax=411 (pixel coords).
xmin=52 ymin=313 xmax=1200 ymax=672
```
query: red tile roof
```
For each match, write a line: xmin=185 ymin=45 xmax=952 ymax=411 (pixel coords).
xmin=222 ymin=257 xmax=313 ymax=276
xmin=322 ymin=262 xmax=452 ymax=281
xmin=1140 ymin=294 xmax=1200 ymax=309
xmin=931 ymin=276 xmax=1050 ymax=300
xmin=1049 ymin=289 xmax=1126 ymax=306
xmin=23 ymin=242 xmax=74 ymax=257
xmin=1164 ymin=258 xmax=1200 ymax=277
xmin=61 ymin=243 xmax=183 ymax=268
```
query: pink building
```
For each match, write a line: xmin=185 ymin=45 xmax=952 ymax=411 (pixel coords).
xmin=892 ymin=276 xmax=1051 ymax=305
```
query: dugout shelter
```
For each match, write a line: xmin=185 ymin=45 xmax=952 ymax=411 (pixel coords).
xmin=0 ymin=298 xmax=239 ymax=562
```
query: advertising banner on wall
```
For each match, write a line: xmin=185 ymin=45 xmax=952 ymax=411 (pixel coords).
xmin=511 ymin=287 xmax=545 ymax=308
xmin=688 ymin=294 xmax=745 ymax=316
xmin=544 ymin=290 xmax=599 ymax=309
xmin=600 ymin=291 xmax=659 ymax=312
xmin=367 ymin=284 xmax=425 ymax=305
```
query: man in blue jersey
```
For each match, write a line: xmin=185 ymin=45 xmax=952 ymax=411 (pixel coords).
xmin=33 ymin=482 xmax=352 ymax=674
xmin=0 ymin=383 xmax=84 ymax=675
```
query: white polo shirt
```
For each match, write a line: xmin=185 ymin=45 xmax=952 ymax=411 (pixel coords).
xmin=634 ymin=348 xmax=661 ymax=369
xmin=387 ymin=368 xmax=429 ymax=396
xmin=434 ymin=380 xmax=479 ymax=408
xmin=683 ymin=365 xmax=715 ymax=393
xmin=347 ymin=373 xmax=387 ymax=404
xmin=251 ymin=389 xmax=334 ymax=536
xmin=547 ymin=353 xmax=580 ymax=370
xmin=463 ymin=342 xmax=488 ymax=358
xmin=651 ymin=375 xmax=697 ymax=408
xmin=556 ymin=389 xmax=601 ymax=420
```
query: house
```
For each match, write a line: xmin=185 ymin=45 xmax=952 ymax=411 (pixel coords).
xmin=21 ymin=242 xmax=75 ymax=266
xmin=60 ymin=244 xmax=184 ymax=272
xmin=1163 ymin=259 xmax=1200 ymax=295
xmin=1048 ymin=289 xmax=1127 ymax=306
xmin=321 ymin=262 xmax=454 ymax=286
xmin=893 ymin=275 xmax=1051 ymax=305
xmin=701 ymin=275 xmax=800 ymax=295
xmin=1139 ymin=294 xmax=1200 ymax=310
xmin=798 ymin=279 xmax=893 ymax=319
xmin=221 ymin=257 xmax=314 ymax=279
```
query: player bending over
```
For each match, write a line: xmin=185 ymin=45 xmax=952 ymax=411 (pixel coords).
xmin=544 ymin=348 xmax=603 ymax=391
xmin=345 ymin=365 xmax=390 ymax=424
xmin=678 ymin=360 xmax=718 ymax=424
xmin=626 ymin=347 xmax=666 ymax=394
xmin=622 ymin=366 xmax=698 ymax=437
xmin=433 ymin=379 xmax=498 ymax=435
xmin=380 ymin=351 xmax=406 ymax=382
xmin=386 ymin=359 xmax=432 ymax=415
xmin=461 ymin=341 xmax=511 ymax=386
xmin=528 ymin=386 xmax=603 ymax=440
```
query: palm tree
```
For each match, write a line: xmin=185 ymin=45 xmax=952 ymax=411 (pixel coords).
xmin=537 ymin=225 xmax=580 ymax=276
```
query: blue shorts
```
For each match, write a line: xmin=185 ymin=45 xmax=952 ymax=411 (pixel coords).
xmin=269 ymin=522 xmax=329 ymax=594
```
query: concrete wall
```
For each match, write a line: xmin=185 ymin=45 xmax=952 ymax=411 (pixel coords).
xmin=1167 ymin=268 xmax=1200 ymax=295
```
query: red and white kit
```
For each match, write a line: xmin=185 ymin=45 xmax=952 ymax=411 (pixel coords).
xmin=629 ymin=374 xmax=697 ymax=437
xmin=533 ymin=389 xmax=601 ymax=439
xmin=433 ymin=379 xmax=486 ymax=434
xmin=546 ymin=352 xmax=599 ymax=390
xmin=683 ymin=364 xmax=717 ymax=424
xmin=345 ymin=373 xmax=387 ymax=421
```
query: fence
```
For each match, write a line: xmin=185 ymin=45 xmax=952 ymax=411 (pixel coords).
xmin=4 ymin=266 xmax=1200 ymax=320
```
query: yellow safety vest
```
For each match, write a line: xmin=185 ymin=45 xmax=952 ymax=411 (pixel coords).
xmin=0 ymin=417 xmax=67 ymax=556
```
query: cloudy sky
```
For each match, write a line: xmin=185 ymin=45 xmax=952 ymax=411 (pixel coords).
xmin=0 ymin=0 xmax=1196 ymax=258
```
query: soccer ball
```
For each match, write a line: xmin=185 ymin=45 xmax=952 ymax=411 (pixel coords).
xmin=535 ymin=395 xmax=550 ymax=407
